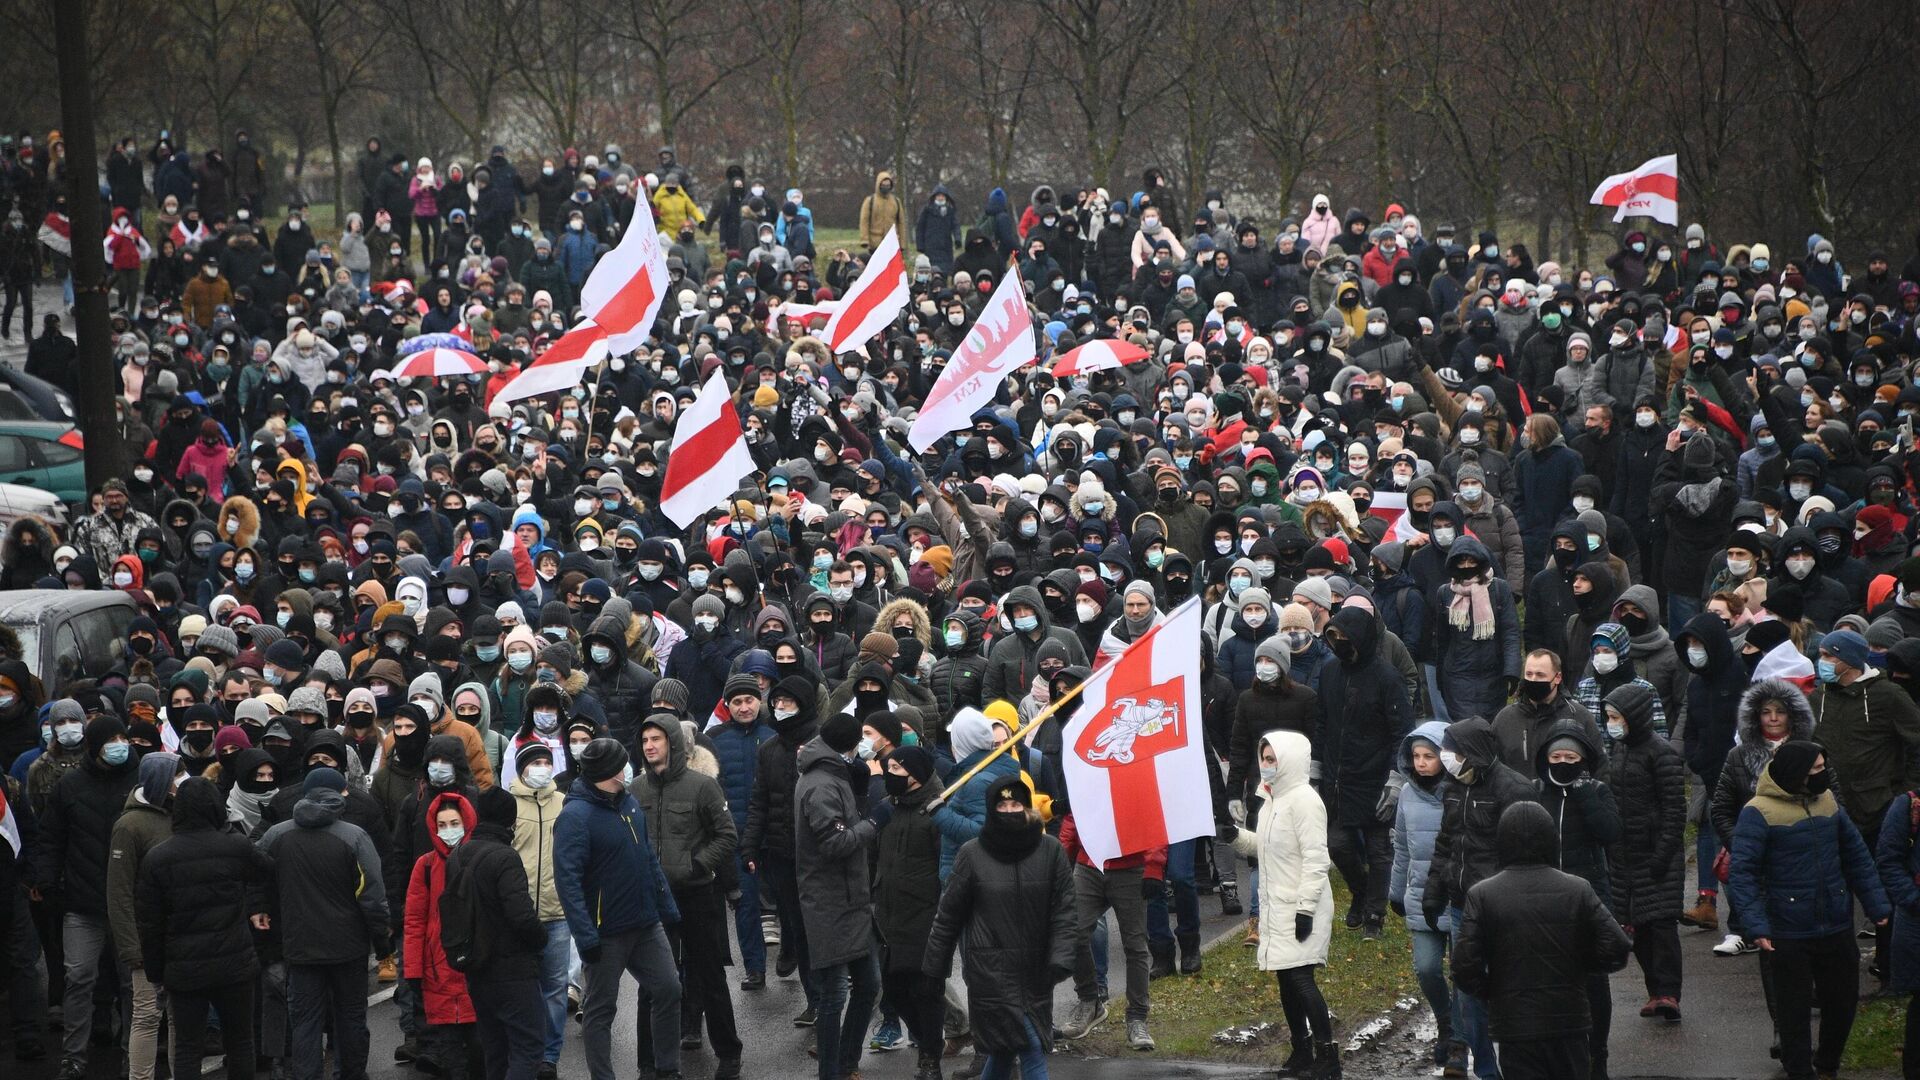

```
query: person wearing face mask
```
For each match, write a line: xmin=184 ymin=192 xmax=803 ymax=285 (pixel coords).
xmin=1670 ymin=612 xmax=1750 ymax=934
xmin=981 ymin=586 xmax=1086 ymax=705
xmin=1584 ymin=317 xmax=1654 ymax=421
xmin=1215 ymin=586 xmax=1277 ymax=692
xmin=29 ymin=713 xmax=141 ymax=1078
xmin=667 ymin=594 xmax=749 ymax=724
xmin=1649 ymin=424 xmax=1738 ymax=636
xmin=1726 ymin=739 xmax=1889 ymax=1080
xmin=1430 ymin=537 xmax=1522 ymax=722
xmin=580 ymin=614 xmax=658 ymax=751
xmin=103 ymin=750 xmax=188 ymax=1080
xmin=1491 ymin=648 xmax=1605 ymax=777
xmin=1706 ymin=678 xmax=1811 ymax=974
xmin=500 ymin=740 xmax=573 ymax=1071
xmin=1386 ymin=720 xmax=1463 ymax=1073
xmin=1316 ymin=606 xmax=1413 ymax=941
xmin=1418 ymin=717 xmax=1538 ymax=1078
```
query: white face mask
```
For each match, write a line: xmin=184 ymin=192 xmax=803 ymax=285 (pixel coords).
xmin=1242 ymin=608 xmax=1268 ymax=629
xmin=1254 ymin=660 xmax=1281 ymax=684
xmin=523 ymin=764 xmax=554 ymax=788
xmin=1785 ymin=556 xmax=1815 ymax=579
xmin=1439 ymin=749 xmax=1466 ymax=778
xmin=1572 ymin=496 xmax=1594 ymax=513
xmin=1687 ymin=645 xmax=1710 ymax=669
xmin=1431 ymin=527 xmax=1456 ymax=546
xmin=1726 ymin=556 xmax=1752 ymax=577
xmin=1591 ymin=651 xmax=1618 ymax=675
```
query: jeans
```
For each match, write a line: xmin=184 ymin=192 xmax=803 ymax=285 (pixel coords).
xmin=289 ymin=960 xmax=370 ymax=1080
xmin=5 ymin=885 xmax=46 ymax=1042
xmin=60 ymin=911 xmax=117 ymax=1062
xmin=760 ymin=855 xmax=816 ymax=1005
xmin=981 ymin=1014 xmax=1048 ymax=1080
xmin=1695 ymin=825 xmax=1720 ymax=896
xmin=1329 ymin=823 xmax=1392 ymax=921
xmin=1772 ymin=931 xmax=1858 ymax=1080
xmin=129 ymin=966 xmax=173 ymax=1080
xmin=580 ymin=924 xmax=680 ymax=1080
xmin=1070 ymin=864 xmax=1150 ymax=1022
xmin=812 ymin=949 xmax=881 ymax=1080
xmin=1630 ymin=918 xmax=1684 ymax=999
xmin=1409 ymin=929 xmax=1452 ymax=1041
xmin=349 ymin=269 xmax=370 ymax=298
xmin=1448 ymin=906 xmax=1499 ymax=1078
xmin=1667 ymin=592 xmax=1701 ymax=637
xmin=468 ymin=976 xmax=546 ymax=1080
xmin=732 ymin=852 xmax=766 ymax=974
xmin=170 ymin=980 xmax=254 ymax=1080
xmin=1145 ymin=839 xmax=1199 ymax=955
xmin=538 ymin=920 xmax=570 ymax=1062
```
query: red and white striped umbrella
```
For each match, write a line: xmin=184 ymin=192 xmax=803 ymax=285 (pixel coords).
xmin=1052 ymin=339 xmax=1149 ymax=377
xmin=388 ymin=347 xmax=486 ymax=379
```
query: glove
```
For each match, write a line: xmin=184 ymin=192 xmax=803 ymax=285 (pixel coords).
xmin=1374 ymin=771 xmax=1408 ymax=825
xmin=1227 ymin=799 xmax=1246 ymax=827
xmin=1390 ymin=898 xmax=1407 ymax=919
xmin=1504 ymin=676 xmax=1520 ymax=698
xmin=1295 ymin=913 xmax=1314 ymax=942
xmin=1142 ymin=877 xmax=1165 ymax=903
xmin=579 ymin=943 xmax=603 ymax=966
xmin=865 ymin=800 xmax=895 ymax=830
xmin=895 ymin=637 xmax=924 ymax=672
xmin=1422 ymin=897 xmax=1445 ymax=929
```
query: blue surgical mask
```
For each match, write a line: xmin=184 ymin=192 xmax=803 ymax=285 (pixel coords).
xmin=299 ymin=567 xmax=317 ymax=584
xmin=1817 ymin=659 xmax=1839 ymax=684
xmin=475 ymin=644 xmax=501 ymax=663
xmin=944 ymin=627 xmax=965 ymax=649
xmin=102 ymin=742 xmax=131 ymax=766
xmin=688 ymin=569 xmax=710 ymax=589
xmin=428 ymin=761 xmax=456 ymax=785
xmin=1013 ymin=614 xmax=1038 ymax=633
xmin=507 ymin=651 xmax=533 ymax=673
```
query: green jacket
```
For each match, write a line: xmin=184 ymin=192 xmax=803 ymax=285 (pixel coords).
xmin=106 ymin=791 xmax=174 ymax=967
xmin=1811 ymin=670 xmax=1920 ymax=830
xmin=628 ymin=718 xmax=736 ymax=890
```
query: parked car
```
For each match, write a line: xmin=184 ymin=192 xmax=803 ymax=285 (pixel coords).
xmin=0 ymin=367 xmax=75 ymax=422
xmin=0 ymin=589 xmax=136 ymax=696
xmin=0 ymin=421 xmax=87 ymax=502
xmin=0 ymin=482 xmax=67 ymax=533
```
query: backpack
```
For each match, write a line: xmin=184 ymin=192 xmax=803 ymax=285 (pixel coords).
xmin=438 ymin=856 xmax=480 ymax=973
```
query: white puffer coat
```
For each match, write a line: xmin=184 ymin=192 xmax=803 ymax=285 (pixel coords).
xmin=1231 ymin=729 xmax=1334 ymax=971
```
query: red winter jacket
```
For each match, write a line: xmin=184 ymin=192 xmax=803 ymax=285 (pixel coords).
xmin=1058 ymin=812 xmax=1168 ymax=879
xmin=404 ymin=791 xmax=477 ymax=1026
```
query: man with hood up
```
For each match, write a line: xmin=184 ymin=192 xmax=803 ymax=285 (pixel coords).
xmin=1601 ymin=680 xmax=1689 ymax=1025
xmin=581 ymin=614 xmax=657 ymax=751
xmin=107 ymin=751 xmax=184 ymax=1080
xmin=1317 ymin=606 xmax=1412 ymax=938
xmin=1673 ymin=612 xmax=1748 ymax=936
xmin=915 ymin=184 xmax=959 ymax=272
xmin=1423 ymin=717 xmax=1538 ymax=1080
xmin=858 ymin=171 xmax=906 ymax=255
xmin=630 ymin=713 xmax=741 ymax=1078
xmin=982 ymin=584 xmax=1085 ymax=704
xmin=1454 ymin=802 xmax=1632 ymax=1080
xmin=743 ymin=676 xmax=819 ymax=1011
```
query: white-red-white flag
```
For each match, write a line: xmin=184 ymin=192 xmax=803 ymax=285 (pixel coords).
xmin=908 ymin=269 xmax=1035 ymax=453
xmin=1052 ymin=338 xmax=1149 ymax=378
xmin=1590 ymin=154 xmax=1678 ymax=226
xmin=1060 ymin=597 xmax=1213 ymax=866
xmin=821 ymin=227 xmax=909 ymax=354
xmin=658 ymin=368 xmax=756 ymax=529
xmin=0 ymin=780 xmax=19 ymax=857
xmin=493 ymin=320 xmax=611 ymax=404
xmin=1365 ymin=490 xmax=1424 ymax=542
xmin=581 ymin=203 xmax=670 ymax=354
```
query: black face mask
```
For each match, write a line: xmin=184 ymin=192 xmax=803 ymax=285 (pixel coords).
xmin=1552 ymin=547 xmax=1577 ymax=570
xmin=1521 ymin=678 xmax=1556 ymax=703
xmin=1803 ymin=770 xmax=1832 ymax=796
xmin=1546 ymin=760 xmax=1584 ymax=786
xmin=1449 ymin=564 xmax=1483 ymax=582
xmin=392 ymin=725 xmax=430 ymax=767
xmin=1619 ymin=612 xmax=1649 ymax=636
xmin=1329 ymin=637 xmax=1357 ymax=663
xmin=183 ymin=729 xmax=214 ymax=752
xmin=346 ymin=710 xmax=376 ymax=729
xmin=883 ymin=772 xmax=913 ymax=798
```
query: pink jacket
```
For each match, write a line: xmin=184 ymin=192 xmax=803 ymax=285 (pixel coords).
xmin=175 ymin=440 xmax=230 ymax=494
xmin=408 ymin=176 xmax=441 ymax=219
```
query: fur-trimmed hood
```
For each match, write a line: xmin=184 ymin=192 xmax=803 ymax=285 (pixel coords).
xmin=216 ymin=496 xmax=261 ymax=550
xmin=871 ymin=597 xmax=932 ymax=648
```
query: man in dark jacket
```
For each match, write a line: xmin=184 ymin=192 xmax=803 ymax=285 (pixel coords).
xmin=1491 ymin=648 xmax=1604 ymax=775
xmin=872 ymin=746 xmax=946 ymax=1078
xmin=1318 ymin=606 xmax=1412 ymax=937
xmin=1601 ymin=681 xmax=1688 ymax=1024
xmin=1454 ymin=801 xmax=1632 ymax=1080
xmin=255 ymin=767 xmax=392 ymax=1080
xmin=446 ymin=786 xmax=548 ymax=1080
xmin=554 ymin=738 xmax=681 ymax=1080
xmin=582 ymin=614 xmax=658 ymax=752
xmin=630 ymin=714 xmax=741 ymax=1077
xmin=1675 ymin=612 xmax=1747 ymax=930
xmin=743 ymin=677 xmax=818 ymax=1007
xmin=1529 ymin=718 xmax=1624 ymax=1069
xmin=1649 ymin=431 xmax=1737 ymax=632
xmin=795 ymin=712 xmax=887 ymax=1080
xmin=709 ymin=677 xmax=775 ymax=990
xmin=32 ymin=714 xmax=139 ymax=1077
xmin=1424 ymin=716 xmax=1538 ymax=1080
xmin=982 ymin=585 xmax=1086 ymax=703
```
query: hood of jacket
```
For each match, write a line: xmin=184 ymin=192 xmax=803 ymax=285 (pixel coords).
xmin=1603 ymin=681 xmax=1660 ymax=741
xmin=1444 ymin=534 xmax=1495 ymax=575
xmin=1397 ymin=718 xmax=1450 ymax=774
xmin=1677 ymin=611 xmax=1736 ymax=678
xmin=1531 ymin=717 xmax=1601 ymax=781
xmin=1443 ymin=716 xmax=1503 ymax=775
xmin=639 ymin=713 xmax=689 ymax=783
xmin=1736 ymin=678 xmax=1816 ymax=747
xmin=292 ymin=786 xmax=347 ymax=828
xmin=1259 ymin=729 xmax=1313 ymax=798
xmin=1327 ymin=604 xmax=1379 ymax=666
xmin=426 ymin=790 xmax=477 ymax=856
xmin=1496 ymin=800 xmax=1557 ymax=867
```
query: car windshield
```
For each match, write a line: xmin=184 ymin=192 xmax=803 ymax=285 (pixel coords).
xmin=0 ymin=392 xmax=41 ymax=422
xmin=4 ymin=621 xmax=36 ymax=676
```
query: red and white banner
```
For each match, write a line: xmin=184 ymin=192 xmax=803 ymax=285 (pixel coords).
xmin=822 ymin=227 xmax=909 ymax=354
xmin=659 ymin=368 xmax=756 ymax=529
xmin=581 ymin=203 xmax=670 ymax=354
xmin=1364 ymin=490 xmax=1424 ymax=542
xmin=908 ymin=269 xmax=1035 ymax=452
xmin=0 ymin=781 xmax=18 ymax=857
xmin=1590 ymin=154 xmax=1678 ymax=226
xmin=493 ymin=319 xmax=611 ymax=403
xmin=1060 ymin=596 xmax=1213 ymax=866
xmin=773 ymin=298 xmax=842 ymax=330
xmin=1052 ymin=338 xmax=1148 ymax=378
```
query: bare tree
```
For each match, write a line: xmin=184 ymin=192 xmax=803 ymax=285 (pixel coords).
xmin=851 ymin=0 xmax=937 ymax=185
xmin=506 ymin=0 xmax=602 ymax=150
xmin=280 ymin=0 xmax=381 ymax=226
xmin=1028 ymin=0 xmax=1174 ymax=191
xmin=1393 ymin=0 xmax=1515 ymax=229
xmin=763 ymin=0 xmax=816 ymax=181
xmin=1221 ymin=0 xmax=1355 ymax=213
xmin=392 ymin=0 xmax=523 ymax=150
xmin=610 ymin=0 xmax=764 ymax=150
xmin=948 ymin=0 xmax=1043 ymax=190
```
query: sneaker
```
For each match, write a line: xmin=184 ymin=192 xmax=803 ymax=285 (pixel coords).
xmin=535 ymin=1062 xmax=557 ymax=1080
xmin=793 ymin=1005 xmax=816 ymax=1027
xmin=1680 ymin=894 xmax=1719 ymax=931
xmin=56 ymin=1058 xmax=86 ymax=1080
xmin=1058 ymin=997 xmax=1108 ymax=1040
xmin=762 ymin=913 xmax=781 ymax=947
xmin=1219 ymin=879 xmax=1242 ymax=916
xmin=1362 ymin=916 xmax=1384 ymax=940
xmin=1713 ymin=934 xmax=1759 ymax=957
xmin=377 ymin=955 xmax=398 ymax=982
xmin=1650 ymin=996 xmax=1682 ymax=1022
xmin=740 ymin=970 xmax=766 ymax=990
xmin=870 ymin=1020 xmax=905 ymax=1051
xmin=1638 ymin=998 xmax=1658 ymax=1018
xmin=1126 ymin=1019 xmax=1155 ymax=1051
xmin=1344 ymin=899 xmax=1365 ymax=929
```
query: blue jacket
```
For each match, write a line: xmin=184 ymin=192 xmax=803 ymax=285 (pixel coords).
xmin=1512 ymin=440 xmax=1585 ymax=542
xmin=1215 ymin=609 xmax=1275 ymax=692
xmin=1727 ymin=765 xmax=1887 ymax=942
xmin=1390 ymin=721 xmax=1450 ymax=932
xmin=553 ymin=778 xmax=680 ymax=952
xmin=932 ymin=748 xmax=1018 ymax=882
xmin=709 ymin=718 xmax=775 ymax=833
xmin=558 ymin=230 xmax=597 ymax=286
xmin=1877 ymin=793 xmax=1920 ymax=992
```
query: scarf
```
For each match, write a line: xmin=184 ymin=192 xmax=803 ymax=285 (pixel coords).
xmin=1449 ymin=571 xmax=1496 ymax=640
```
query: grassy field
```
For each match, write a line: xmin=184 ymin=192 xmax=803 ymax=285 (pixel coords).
xmin=1071 ymin=880 xmax=1419 ymax=1064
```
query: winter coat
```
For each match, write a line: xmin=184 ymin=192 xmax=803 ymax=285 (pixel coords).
xmin=1453 ymin=802 xmax=1632 ymax=1042
xmin=256 ymin=789 xmax=392 ymax=964
xmin=873 ymin=780 xmax=943 ymax=975
xmin=743 ymin=714 xmax=814 ymax=865
xmin=1456 ymin=494 xmax=1528 ymax=594
xmin=1874 ymin=793 xmax=1920 ymax=992
xmin=135 ymin=784 xmax=274 ymax=991
xmin=404 ymin=791 xmax=477 ymax=1025
xmin=859 ymin=172 xmax=907 ymax=253
xmin=793 ymin=738 xmax=878 ymax=967
xmin=1529 ymin=719 xmax=1620 ymax=908
xmin=1676 ymin=613 xmax=1747 ymax=791
xmin=914 ymin=185 xmax=961 ymax=270
xmin=1227 ymin=662 xmax=1320 ymax=799
xmin=1390 ymin=722 xmax=1451 ymax=932
xmin=981 ymin=585 xmax=1084 ymax=703
xmin=1510 ymin=440 xmax=1584 ymax=552
xmin=583 ymin=614 xmax=658 ymax=750
xmin=629 ymin=716 xmax=735 ymax=890
xmin=1229 ymin=731 xmax=1334 ymax=970
xmin=1649 ymin=436 xmax=1738 ymax=597
xmin=1599 ymin=682 xmax=1686 ymax=924
xmin=1490 ymin=690 xmax=1602 ymax=777
xmin=1812 ymin=669 xmax=1920 ymax=832
xmin=1424 ymin=717 xmax=1538 ymax=915
xmin=923 ymin=809 xmax=1077 ymax=1055
xmin=1431 ymin=537 xmax=1524 ymax=720
xmin=1728 ymin=762 xmax=1889 ymax=941
xmin=32 ymin=754 xmax=140 ymax=917
xmin=508 ymin=777 xmax=566 ymax=921
xmin=1316 ymin=607 xmax=1413 ymax=825
xmin=929 ymin=608 xmax=990 ymax=717
xmin=443 ymin=819 xmax=547 ymax=982
xmin=552 ymin=778 xmax=680 ymax=954
xmin=1215 ymin=607 xmax=1277 ymax=693
xmin=709 ymin=716 xmax=774 ymax=836
xmin=1711 ymin=679 xmax=1816 ymax=847
xmin=105 ymin=789 xmax=174 ymax=967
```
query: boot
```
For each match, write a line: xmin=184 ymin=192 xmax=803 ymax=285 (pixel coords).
xmin=1276 ymin=1039 xmax=1315 ymax=1077
xmin=914 ymin=1053 xmax=944 ymax=1080
xmin=1218 ymin=878 xmax=1242 ymax=916
xmin=1680 ymin=893 xmax=1719 ymax=931
xmin=1177 ymin=933 xmax=1203 ymax=975
xmin=1311 ymin=1038 xmax=1341 ymax=1078
xmin=1149 ymin=941 xmax=1175 ymax=979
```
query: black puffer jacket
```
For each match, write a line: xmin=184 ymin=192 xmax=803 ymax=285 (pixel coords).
xmin=873 ymin=779 xmax=943 ymax=975
xmin=1226 ymin=641 xmax=1320 ymax=799
xmin=1710 ymin=678 xmax=1816 ymax=846
xmin=32 ymin=740 xmax=140 ymax=917
xmin=928 ymin=608 xmax=989 ymax=718
xmin=135 ymin=778 xmax=274 ymax=990
xmin=1601 ymin=681 xmax=1687 ymax=924
xmin=1424 ymin=717 xmax=1538 ymax=918
xmin=582 ymin=614 xmax=658 ymax=750
xmin=1454 ymin=801 xmax=1632 ymax=1042
xmin=742 ymin=695 xmax=816 ymax=866
xmin=1316 ymin=607 xmax=1413 ymax=826
xmin=1529 ymin=719 xmax=1619 ymax=907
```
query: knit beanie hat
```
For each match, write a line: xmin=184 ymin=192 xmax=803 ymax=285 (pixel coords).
xmin=1768 ymin=740 xmax=1823 ymax=795
xmin=577 ymin=737 xmax=629 ymax=783
xmin=1278 ymin=603 xmax=1316 ymax=633
xmin=475 ymin=785 xmax=518 ymax=829
xmin=886 ymin=745 xmax=936 ymax=785
xmin=138 ymin=752 xmax=180 ymax=806
xmin=302 ymin=766 xmax=346 ymax=794
xmin=820 ymin=712 xmax=863 ymax=754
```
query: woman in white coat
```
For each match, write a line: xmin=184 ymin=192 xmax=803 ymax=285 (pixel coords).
xmin=1230 ymin=729 xmax=1336 ymax=1077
